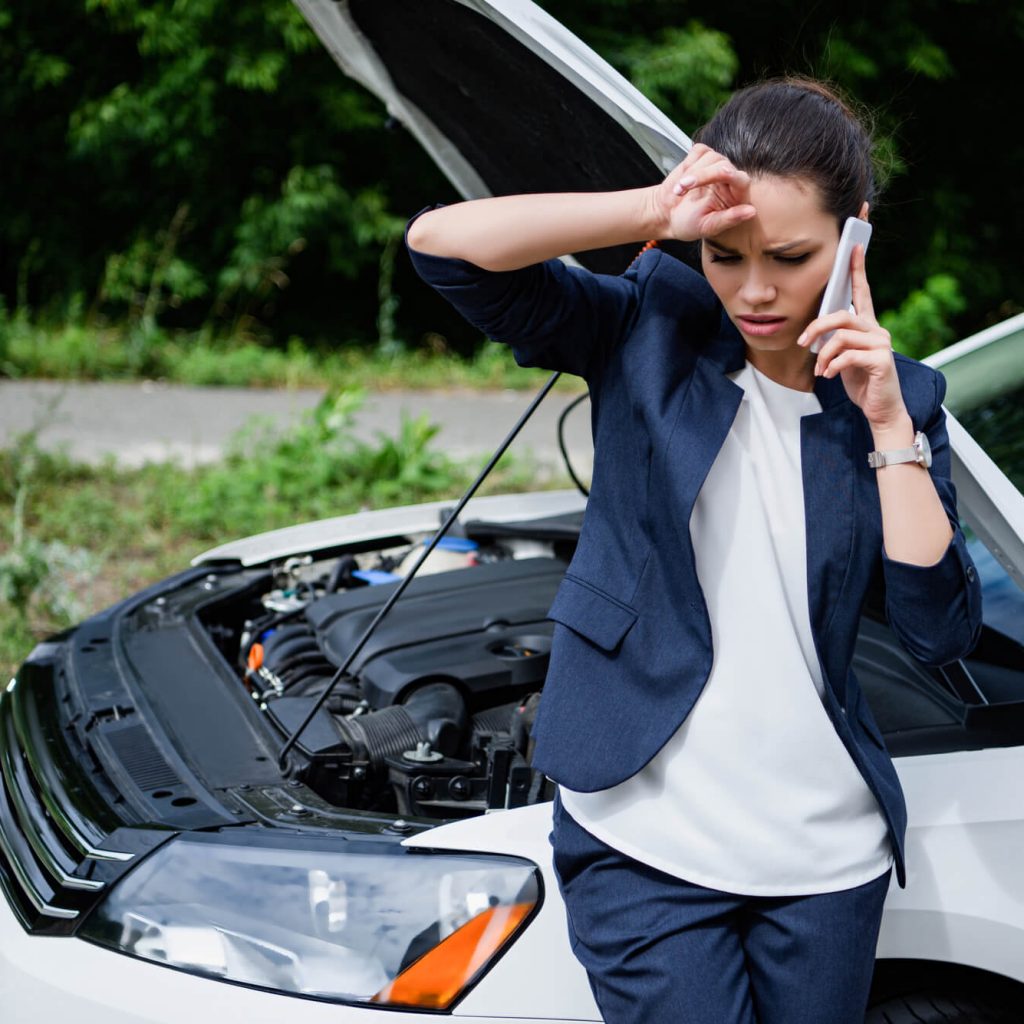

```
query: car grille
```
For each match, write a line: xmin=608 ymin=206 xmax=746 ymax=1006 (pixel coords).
xmin=0 ymin=660 xmax=135 ymax=933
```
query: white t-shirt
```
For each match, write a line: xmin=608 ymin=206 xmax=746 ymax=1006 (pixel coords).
xmin=558 ymin=360 xmax=894 ymax=896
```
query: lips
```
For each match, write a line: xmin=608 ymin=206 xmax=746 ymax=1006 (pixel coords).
xmin=736 ymin=315 xmax=787 ymax=337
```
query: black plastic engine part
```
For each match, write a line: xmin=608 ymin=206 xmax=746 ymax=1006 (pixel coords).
xmin=385 ymin=698 xmax=539 ymax=819
xmin=266 ymin=681 xmax=470 ymax=807
xmin=305 ymin=557 xmax=565 ymax=709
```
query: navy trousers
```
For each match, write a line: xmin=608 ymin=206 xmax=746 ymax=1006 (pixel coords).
xmin=549 ymin=789 xmax=891 ymax=1024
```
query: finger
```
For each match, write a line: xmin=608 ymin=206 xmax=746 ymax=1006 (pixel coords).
xmin=820 ymin=348 xmax=885 ymax=379
xmin=700 ymin=205 xmax=757 ymax=235
xmin=677 ymin=158 xmax=748 ymax=194
xmin=674 ymin=158 xmax=750 ymax=195
xmin=813 ymin=329 xmax=880 ymax=374
xmin=670 ymin=147 xmax=721 ymax=191
xmin=665 ymin=147 xmax=711 ymax=195
xmin=815 ymin=328 xmax=881 ymax=362
xmin=683 ymin=143 xmax=712 ymax=165
xmin=797 ymin=310 xmax=867 ymax=347
xmin=850 ymin=243 xmax=876 ymax=321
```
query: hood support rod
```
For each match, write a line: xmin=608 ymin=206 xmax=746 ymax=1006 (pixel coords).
xmin=277 ymin=370 xmax=563 ymax=770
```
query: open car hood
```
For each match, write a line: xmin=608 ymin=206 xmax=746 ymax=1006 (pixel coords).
xmin=292 ymin=0 xmax=695 ymax=272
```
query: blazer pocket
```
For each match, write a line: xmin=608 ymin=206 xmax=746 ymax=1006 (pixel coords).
xmin=546 ymin=572 xmax=639 ymax=653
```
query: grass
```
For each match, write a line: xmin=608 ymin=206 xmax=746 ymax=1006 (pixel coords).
xmin=0 ymin=312 xmax=587 ymax=393
xmin=0 ymin=389 xmax=577 ymax=681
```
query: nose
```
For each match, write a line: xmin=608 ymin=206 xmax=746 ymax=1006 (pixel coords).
xmin=739 ymin=264 xmax=777 ymax=307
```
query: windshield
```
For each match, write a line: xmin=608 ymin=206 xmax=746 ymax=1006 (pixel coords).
xmin=940 ymin=326 xmax=1024 ymax=492
xmin=937 ymin=325 xmax=1024 ymax=646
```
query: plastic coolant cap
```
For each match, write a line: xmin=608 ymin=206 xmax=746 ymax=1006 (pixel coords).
xmin=352 ymin=568 xmax=403 ymax=585
xmin=422 ymin=536 xmax=479 ymax=552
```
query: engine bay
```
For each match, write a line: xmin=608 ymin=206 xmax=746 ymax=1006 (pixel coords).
xmin=197 ymin=510 xmax=583 ymax=821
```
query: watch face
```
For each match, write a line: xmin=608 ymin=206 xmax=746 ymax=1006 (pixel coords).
xmin=916 ymin=430 xmax=932 ymax=467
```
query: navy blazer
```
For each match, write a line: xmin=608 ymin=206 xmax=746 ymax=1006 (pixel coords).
xmin=405 ymin=204 xmax=984 ymax=890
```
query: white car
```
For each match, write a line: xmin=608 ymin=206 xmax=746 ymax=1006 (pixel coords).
xmin=3 ymin=2 xmax=1024 ymax=1021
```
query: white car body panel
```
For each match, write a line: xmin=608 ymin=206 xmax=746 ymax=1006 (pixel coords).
xmin=924 ymin=312 xmax=1024 ymax=373
xmin=191 ymin=488 xmax=587 ymax=567
xmin=878 ymin=747 xmax=1024 ymax=983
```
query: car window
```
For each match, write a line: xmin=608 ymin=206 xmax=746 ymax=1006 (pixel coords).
xmin=940 ymin=327 xmax=1024 ymax=492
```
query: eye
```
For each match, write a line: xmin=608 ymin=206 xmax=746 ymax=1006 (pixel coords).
xmin=775 ymin=253 xmax=810 ymax=264
xmin=708 ymin=253 xmax=740 ymax=263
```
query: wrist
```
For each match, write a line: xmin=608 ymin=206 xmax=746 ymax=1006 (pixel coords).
xmin=636 ymin=185 xmax=670 ymax=241
xmin=870 ymin=412 xmax=915 ymax=449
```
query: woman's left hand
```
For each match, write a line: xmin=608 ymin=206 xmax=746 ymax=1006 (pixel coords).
xmin=797 ymin=244 xmax=907 ymax=429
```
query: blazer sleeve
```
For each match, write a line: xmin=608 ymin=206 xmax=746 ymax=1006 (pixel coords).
xmin=404 ymin=203 xmax=652 ymax=382
xmin=879 ymin=366 xmax=984 ymax=666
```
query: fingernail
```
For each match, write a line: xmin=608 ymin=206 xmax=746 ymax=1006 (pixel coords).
xmin=814 ymin=362 xmax=821 ymax=376
xmin=680 ymin=175 xmax=696 ymax=188
xmin=673 ymin=182 xmax=683 ymax=194
xmin=797 ymin=332 xmax=807 ymax=346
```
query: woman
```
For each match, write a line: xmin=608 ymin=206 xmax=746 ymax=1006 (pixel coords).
xmin=404 ymin=76 xmax=982 ymax=1024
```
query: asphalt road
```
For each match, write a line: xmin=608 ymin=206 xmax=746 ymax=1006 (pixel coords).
xmin=0 ymin=379 xmax=594 ymax=477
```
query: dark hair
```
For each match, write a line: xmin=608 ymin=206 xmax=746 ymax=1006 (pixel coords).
xmin=692 ymin=75 xmax=885 ymax=235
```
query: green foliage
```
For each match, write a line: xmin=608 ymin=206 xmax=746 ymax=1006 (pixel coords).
xmin=881 ymin=274 xmax=968 ymax=360
xmin=100 ymin=204 xmax=207 ymax=328
xmin=213 ymin=167 xmax=404 ymax=340
xmin=1 ymin=0 xmax=1021 ymax=354
xmin=170 ymin=336 xmax=322 ymax=388
xmin=0 ymin=433 xmax=99 ymax=626
xmin=620 ymin=20 xmax=738 ymax=129
xmin=0 ymin=314 xmax=585 ymax=392
xmin=1 ymin=0 xmax=409 ymax=345
xmin=166 ymin=389 xmax=468 ymax=539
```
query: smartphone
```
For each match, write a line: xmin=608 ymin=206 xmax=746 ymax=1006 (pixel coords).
xmin=809 ymin=217 xmax=873 ymax=355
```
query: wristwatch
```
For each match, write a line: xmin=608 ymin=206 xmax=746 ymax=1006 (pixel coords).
xmin=867 ymin=429 xmax=932 ymax=469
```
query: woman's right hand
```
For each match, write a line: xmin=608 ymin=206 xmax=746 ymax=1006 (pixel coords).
xmin=648 ymin=143 xmax=757 ymax=242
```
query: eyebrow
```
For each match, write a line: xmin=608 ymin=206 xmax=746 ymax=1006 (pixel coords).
xmin=706 ymin=238 xmax=815 ymax=255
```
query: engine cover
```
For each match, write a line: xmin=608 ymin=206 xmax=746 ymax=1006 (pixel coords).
xmin=305 ymin=557 xmax=566 ymax=710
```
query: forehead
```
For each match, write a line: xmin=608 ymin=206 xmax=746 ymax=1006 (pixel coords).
xmin=707 ymin=174 xmax=835 ymax=249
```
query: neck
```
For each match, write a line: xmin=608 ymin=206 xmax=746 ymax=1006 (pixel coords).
xmin=745 ymin=347 xmax=816 ymax=393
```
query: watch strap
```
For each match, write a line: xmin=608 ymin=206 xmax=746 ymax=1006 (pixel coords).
xmin=867 ymin=429 xmax=929 ymax=469
xmin=867 ymin=445 xmax=919 ymax=468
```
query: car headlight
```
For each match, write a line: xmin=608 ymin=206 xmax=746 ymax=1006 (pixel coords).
xmin=78 ymin=830 xmax=540 ymax=1010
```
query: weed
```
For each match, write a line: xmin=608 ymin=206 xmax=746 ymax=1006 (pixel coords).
xmin=0 ymin=430 xmax=100 ymax=644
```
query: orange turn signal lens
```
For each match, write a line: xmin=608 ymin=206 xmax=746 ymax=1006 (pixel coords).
xmin=370 ymin=900 xmax=535 ymax=1009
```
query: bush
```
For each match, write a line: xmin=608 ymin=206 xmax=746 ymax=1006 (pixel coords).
xmin=881 ymin=273 xmax=968 ymax=361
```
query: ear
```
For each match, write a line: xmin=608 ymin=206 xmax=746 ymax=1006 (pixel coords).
xmin=858 ymin=200 xmax=870 ymax=220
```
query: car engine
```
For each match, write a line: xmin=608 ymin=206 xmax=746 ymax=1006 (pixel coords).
xmin=206 ymin=514 xmax=581 ymax=821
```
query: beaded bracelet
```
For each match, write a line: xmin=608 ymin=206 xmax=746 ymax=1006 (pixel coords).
xmin=630 ymin=238 xmax=660 ymax=266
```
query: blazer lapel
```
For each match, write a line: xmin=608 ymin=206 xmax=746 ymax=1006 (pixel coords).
xmin=801 ymin=389 xmax=857 ymax=700
xmin=664 ymin=310 xmax=856 ymax=704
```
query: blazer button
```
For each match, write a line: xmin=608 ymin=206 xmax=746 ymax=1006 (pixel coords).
xmin=966 ymin=565 xmax=977 ymax=582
